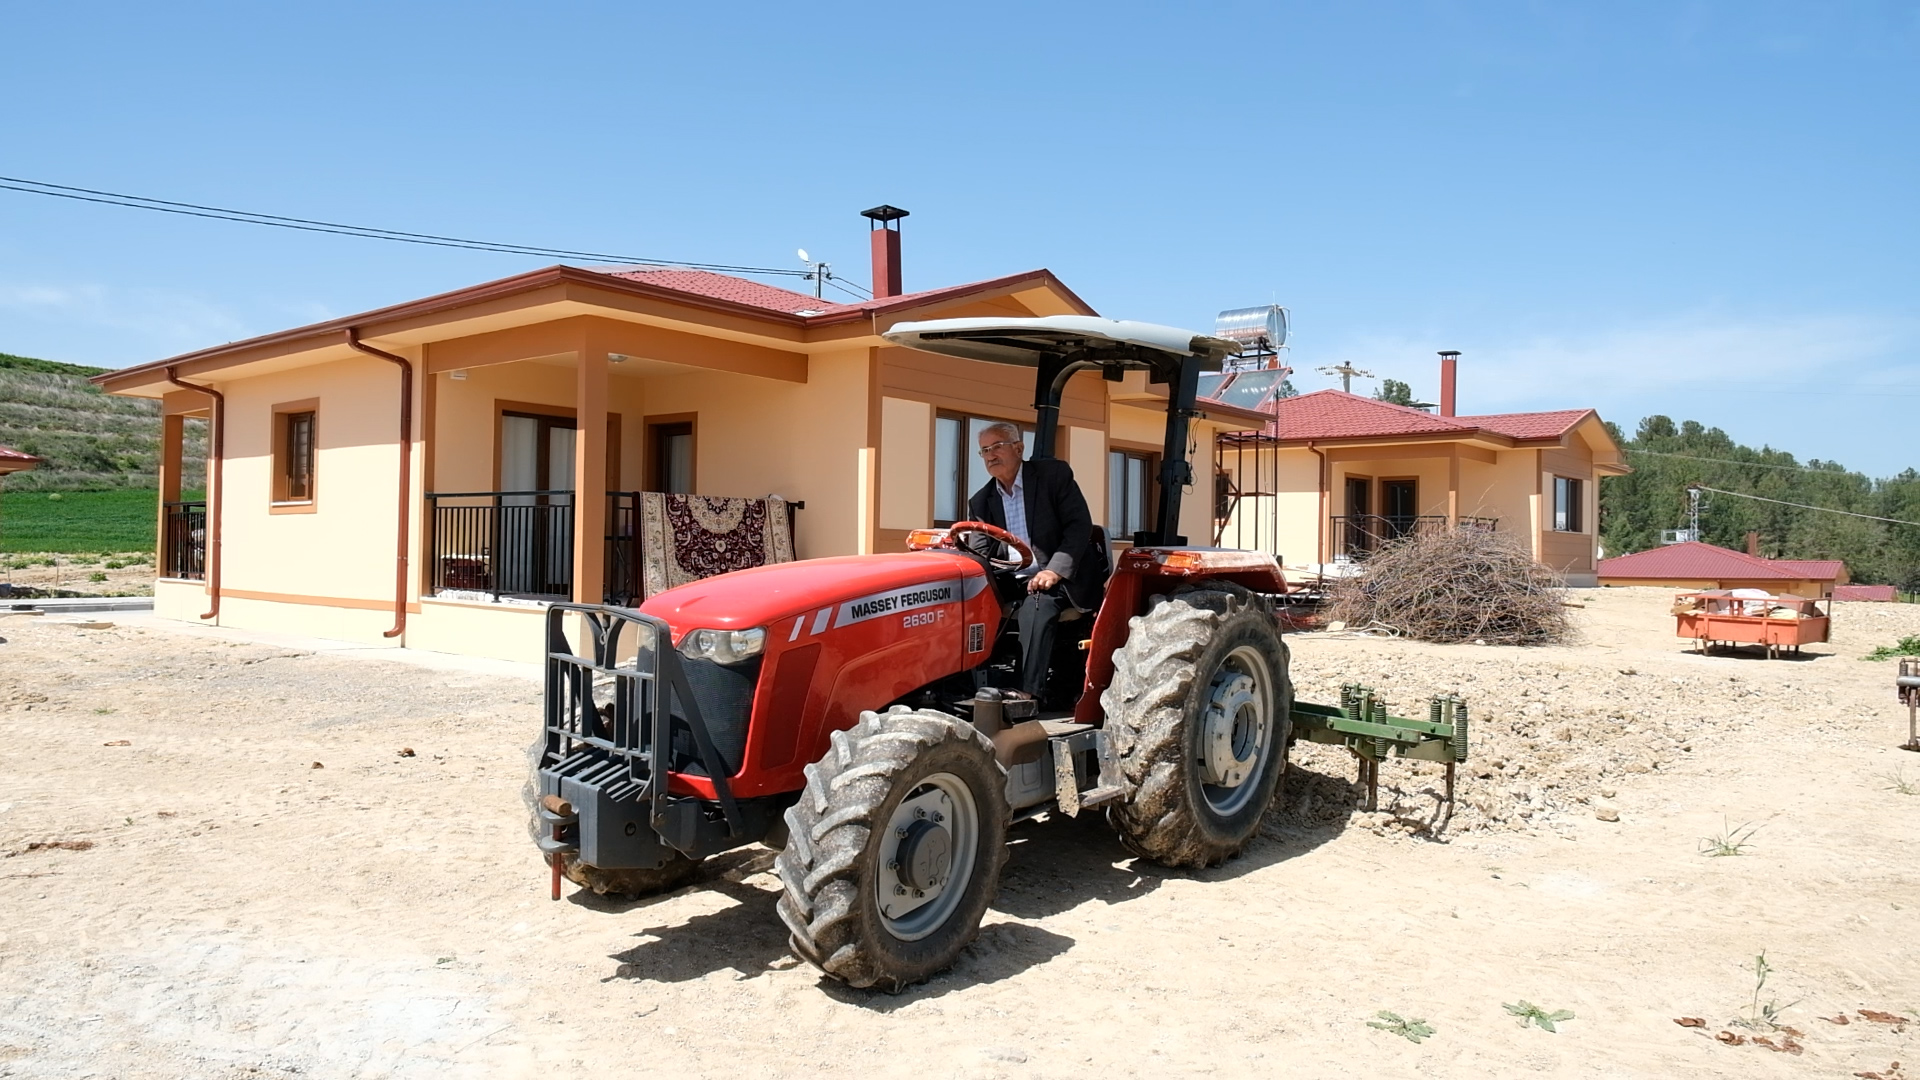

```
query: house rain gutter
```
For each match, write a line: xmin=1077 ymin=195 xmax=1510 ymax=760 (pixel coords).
xmin=345 ymin=329 xmax=413 ymax=639
xmin=164 ymin=366 xmax=223 ymax=621
xmin=1308 ymin=440 xmax=1327 ymax=565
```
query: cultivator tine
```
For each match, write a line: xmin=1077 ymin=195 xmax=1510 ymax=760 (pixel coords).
xmin=1290 ymin=686 xmax=1470 ymax=826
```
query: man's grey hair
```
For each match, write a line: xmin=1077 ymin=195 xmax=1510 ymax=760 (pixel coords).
xmin=979 ymin=422 xmax=1023 ymax=445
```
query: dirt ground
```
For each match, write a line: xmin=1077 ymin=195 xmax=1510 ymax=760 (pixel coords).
xmin=2 ymin=587 xmax=1917 ymax=1079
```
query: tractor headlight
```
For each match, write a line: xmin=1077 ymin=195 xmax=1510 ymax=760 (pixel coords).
xmin=677 ymin=626 xmax=767 ymax=665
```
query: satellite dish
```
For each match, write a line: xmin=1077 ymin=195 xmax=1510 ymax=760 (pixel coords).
xmin=797 ymin=248 xmax=811 ymax=264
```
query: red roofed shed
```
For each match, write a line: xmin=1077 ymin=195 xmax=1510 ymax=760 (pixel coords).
xmin=1598 ymin=541 xmax=1849 ymax=598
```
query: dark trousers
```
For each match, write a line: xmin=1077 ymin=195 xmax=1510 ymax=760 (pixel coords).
xmin=1011 ymin=587 xmax=1067 ymax=697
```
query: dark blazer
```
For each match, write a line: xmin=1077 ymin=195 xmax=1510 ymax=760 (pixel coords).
xmin=966 ymin=456 xmax=1108 ymax=611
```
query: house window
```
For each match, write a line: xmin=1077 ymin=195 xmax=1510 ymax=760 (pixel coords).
xmin=649 ymin=420 xmax=694 ymax=494
xmin=933 ymin=413 xmax=1036 ymax=526
xmin=1553 ymin=476 xmax=1584 ymax=532
xmin=273 ymin=407 xmax=317 ymax=504
xmin=1108 ymin=449 xmax=1155 ymax=541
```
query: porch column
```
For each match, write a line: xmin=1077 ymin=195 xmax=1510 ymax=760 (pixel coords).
xmin=1447 ymin=446 xmax=1460 ymax=527
xmin=572 ymin=341 xmax=609 ymax=604
xmin=157 ymin=413 xmax=184 ymax=570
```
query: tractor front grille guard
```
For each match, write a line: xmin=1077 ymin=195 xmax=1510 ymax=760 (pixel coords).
xmin=542 ymin=603 xmax=744 ymax=838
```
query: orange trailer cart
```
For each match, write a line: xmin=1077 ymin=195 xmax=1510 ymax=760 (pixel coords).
xmin=1672 ymin=590 xmax=1831 ymax=658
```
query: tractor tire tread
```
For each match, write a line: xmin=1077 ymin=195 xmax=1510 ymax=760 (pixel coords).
xmin=774 ymin=706 xmax=1008 ymax=992
xmin=1101 ymin=583 xmax=1292 ymax=869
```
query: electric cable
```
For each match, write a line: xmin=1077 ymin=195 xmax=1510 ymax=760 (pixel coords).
xmin=0 ymin=174 xmax=812 ymax=278
xmin=1690 ymin=486 xmax=1920 ymax=528
xmin=1625 ymin=448 xmax=1872 ymax=475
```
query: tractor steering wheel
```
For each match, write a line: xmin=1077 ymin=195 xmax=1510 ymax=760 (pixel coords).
xmin=945 ymin=521 xmax=1035 ymax=573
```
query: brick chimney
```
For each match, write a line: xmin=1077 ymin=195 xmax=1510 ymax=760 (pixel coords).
xmin=860 ymin=204 xmax=909 ymax=299
xmin=1746 ymin=531 xmax=1761 ymax=557
xmin=1438 ymin=351 xmax=1460 ymax=417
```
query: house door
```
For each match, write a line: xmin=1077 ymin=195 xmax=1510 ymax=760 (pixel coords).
xmin=499 ymin=413 xmax=577 ymax=595
xmin=1343 ymin=476 xmax=1372 ymax=555
xmin=1382 ymin=479 xmax=1417 ymax=540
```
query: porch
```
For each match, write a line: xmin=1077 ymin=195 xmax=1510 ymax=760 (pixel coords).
xmin=1328 ymin=513 xmax=1498 ymax=560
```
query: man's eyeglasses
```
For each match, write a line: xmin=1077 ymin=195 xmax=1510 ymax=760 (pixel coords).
xmin=977 ymin=440 xmax=1021 ymax=457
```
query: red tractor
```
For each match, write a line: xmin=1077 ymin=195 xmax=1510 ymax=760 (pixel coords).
xmin=533 ymin=316 xmax=1461 ymax=991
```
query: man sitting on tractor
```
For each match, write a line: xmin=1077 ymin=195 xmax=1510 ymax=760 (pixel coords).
xmin=966 ymin=422 xmax=1103 ymax=699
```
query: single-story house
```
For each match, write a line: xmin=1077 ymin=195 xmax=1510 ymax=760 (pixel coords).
xmin=1597 ymin=541 xmax=1848 ymax=598
xmin=92 ymin=208 xmax=1271 ymax=663
xmin=0 ymin=446 xmax=38 ymax=479
xmin=1210 ymin=354 xmax=1629 ymax=586
xmin=0 ymin=446 xmax=38 ymax=551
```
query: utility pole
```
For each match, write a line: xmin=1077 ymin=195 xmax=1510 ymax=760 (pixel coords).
xmin=1317 ymin=362 xmax=1374 ymax=393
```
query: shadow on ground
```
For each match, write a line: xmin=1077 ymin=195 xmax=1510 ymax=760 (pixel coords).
xmin=583 ymin=759 xmax=1374 ymax=999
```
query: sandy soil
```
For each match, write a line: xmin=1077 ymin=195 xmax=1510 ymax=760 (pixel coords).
xmin=0 ymin=552 xmax=154 ymax=597
xmin=2 ymin=587 xmax=1917 ymax=1079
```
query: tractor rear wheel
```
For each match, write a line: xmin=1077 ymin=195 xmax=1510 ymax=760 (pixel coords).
xmin=1102 ymin=583 xmax=1292 ymax=868
xmin=775 ymin=706 xmax=1010 ymax=992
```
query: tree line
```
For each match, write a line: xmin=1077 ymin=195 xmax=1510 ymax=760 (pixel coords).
xmin=1599 ymin=415 xmax=1920 ymax=589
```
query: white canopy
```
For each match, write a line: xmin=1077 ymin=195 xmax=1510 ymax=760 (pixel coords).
xmin=882 ymin=315 xmax=1240 ymax=370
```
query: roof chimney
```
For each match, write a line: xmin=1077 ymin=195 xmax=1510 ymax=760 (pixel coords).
xmin=1746 ymin=530 xmax=1761 ymax=557
xmin=861 ymin=204 xmax=909 ymax=299
xmin=1438 ymin=351 xmax=1460 ymax=417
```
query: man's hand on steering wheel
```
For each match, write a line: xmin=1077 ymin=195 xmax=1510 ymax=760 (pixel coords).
xmin=944 ymin=521 xmax=1033 ymax=573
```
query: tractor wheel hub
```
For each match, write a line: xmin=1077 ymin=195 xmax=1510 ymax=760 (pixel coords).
xmin=895 ymin=819 xmax=952 ymax=891
xmin=1201 ymin=670 xmax=1262 ymax=788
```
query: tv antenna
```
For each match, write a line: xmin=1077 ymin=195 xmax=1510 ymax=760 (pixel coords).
xmin=1317 ymin=361 xmax=1374 ymax=393
xmin=797 ymin=248 xmax=831 ymax=299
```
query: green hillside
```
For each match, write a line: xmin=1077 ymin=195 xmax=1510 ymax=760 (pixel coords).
xmin=0 ymin=350 xmax=205 ymax=492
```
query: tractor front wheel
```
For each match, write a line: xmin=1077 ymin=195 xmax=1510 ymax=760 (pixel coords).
xmin=775 ymin=707 xmax=1010 ymax=992
xmin=1102 ymin=583 xmax=1292 ymax=868
xmin=553 ymin=851 xmax=702 ymax=898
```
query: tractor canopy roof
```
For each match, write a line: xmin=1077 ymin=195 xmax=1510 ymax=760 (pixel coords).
xmin=883 ymin=316 xmax=1239 ymax=375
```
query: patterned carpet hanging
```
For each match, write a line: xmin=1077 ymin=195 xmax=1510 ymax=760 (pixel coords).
xmin=638 ymin=493 xmax=796 ymax=598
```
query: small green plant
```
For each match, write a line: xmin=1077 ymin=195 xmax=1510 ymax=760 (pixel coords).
xmin=88 ymin=571 xmax=106 ymax=583
xmin=1885 ymin=770 xmax=1919 ymax=796
xmin=93 ymin=707 xmax=115 ymax=715
xmin=1504 ymin=1000 xmax=1575 ymax=1032
xmin=1732 ymin=950 xmax=1799 ymax=1031
xmin=1865 ymin=635 xmax=1920 ymax=662
xmin=1699 ymin=819 xmax=1760 ymax=857
xmin=1367 ymin=1010 xmax=1435 ymax=1043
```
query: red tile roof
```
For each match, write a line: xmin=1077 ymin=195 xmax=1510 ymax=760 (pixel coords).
xmin=600 ymin=267 xmax=1082 ymax=321
xmin=1835 ymin=584 xmax=1898 ymax=602
xmin=1267 ymin=390 xmax=1476 ymax=440
xmin=1455 ymin=409 xmax=1592 ymax=440
xmin=1261 ymin=390 xmax=1597 ymax=444
xmin=1598 ymin=542 xmax=1846 ymax=582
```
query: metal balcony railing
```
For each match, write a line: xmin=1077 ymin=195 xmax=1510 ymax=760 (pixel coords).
xmin=1331 ymin=514 xmax=1498 ymax=559
xmin=162 ymin=501 xmax=206 ymax=580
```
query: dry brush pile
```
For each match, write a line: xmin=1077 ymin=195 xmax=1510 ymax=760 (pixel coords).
xmin=1327 ymin=528 xmax=1572 ymax=646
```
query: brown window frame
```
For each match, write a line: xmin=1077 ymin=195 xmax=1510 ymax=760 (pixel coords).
xmin=645 ymin=413 xmax=697 ymax=494
xmin=932 ymin=411 xmax=1039 ymax=527
xmin=1107 ymin=445 xmax=1158 ymax=543
xmin=271 ymin=399 xmax=319 ymax=513
xmin=1552 ymin=475 xmax=1585 ymax=533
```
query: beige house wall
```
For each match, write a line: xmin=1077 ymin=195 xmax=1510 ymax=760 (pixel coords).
xmin=212 ymin=352 xmax=424 ymax=616
xmin=1600 ymin=576 xmax=1835 ymax=599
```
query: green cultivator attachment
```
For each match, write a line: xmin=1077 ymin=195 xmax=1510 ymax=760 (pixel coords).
xmin=1292 ymin=686 xmax=1470 ymax=818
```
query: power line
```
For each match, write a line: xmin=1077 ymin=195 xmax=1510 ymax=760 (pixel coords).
xmin=1624 ymin=447 xmax=1870 ymax=475
xmin=1691 ymin=486 xmax=1920 ymax=528
xmin=0 ymin=174 xmax=812 ymax=279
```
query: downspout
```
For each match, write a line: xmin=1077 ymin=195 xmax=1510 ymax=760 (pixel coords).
xmin=345 ymin=329 xmax=413 ymax=639
xmin=164 ymin=366 xmax=223 ymax=620
xmin=1308 ymin=440 xmax=1327 ymax=565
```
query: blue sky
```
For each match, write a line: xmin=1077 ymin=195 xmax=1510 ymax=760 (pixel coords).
xmin=2 ymin=2 xmax=1915 ymax=474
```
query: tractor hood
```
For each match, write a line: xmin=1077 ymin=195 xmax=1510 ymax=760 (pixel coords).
xmin=638 ymin=551 xmax=988 ymax=641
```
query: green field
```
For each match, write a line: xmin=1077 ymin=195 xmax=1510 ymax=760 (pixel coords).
xmin=0 ymin=488 xmax=200 ymax=553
